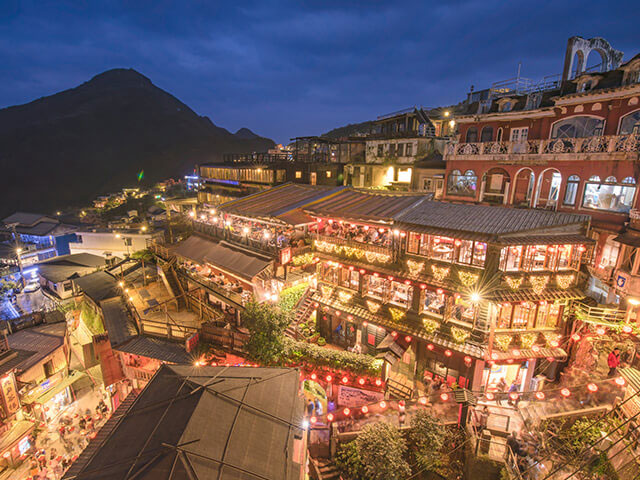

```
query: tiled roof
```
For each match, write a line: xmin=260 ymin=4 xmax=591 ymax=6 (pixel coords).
xmin=171 ymin=234 xmax=271 ymax=280
xmin=305 ymin=189 xmax=427 ymax=223
xmin=498 ymin=234 xmax=594 ymax=246
xmin=395 ymin=202 xmax=590 ymax=239
xmin=63 ymin=365 xmax=304 ymax=480
xmin=490 ymin=347 xmax=567 ymax=361
xmin=74 ymin=271 xmax=120 ymax=303
xmin=220 ymin=183 xmax=340 ymax=223
xmin=114 ymin=336 xmax=193 ymax=364
xmin=488 ymin=287 xmax=584 ymax=303
xmin=100 ymin=298 xmax=137 ymax=347
xmin=1 ymin=323 xmax=66 ymax=376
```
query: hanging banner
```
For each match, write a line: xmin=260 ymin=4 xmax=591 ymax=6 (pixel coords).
xmin=337 ymin=385 xmax=384 ymax=407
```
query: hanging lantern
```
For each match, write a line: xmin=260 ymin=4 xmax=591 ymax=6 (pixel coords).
xmin=615 ymin=377 xmax=626 ymax=386
xmin=373 ymin=272 xmax=379 ymax=277
xmin=464 ymin=356 xmax=472 ymax=365
xmin=550 ymin=340 xmax=560 ymax=348
xmin=326 ymin=375 xmax=332 ymax=382
xmin=343 ymin=408 xmax=351 ymax=416
xmin=535 ymin=391 xmax=545 ymax=400
xmin=571 ymin=333 xmax=581 ymax=342
xmin=391 ymin=331 xmax=398 ymax=338
xmin=531 ymin=345 xmax=541 ymax=353
xmin=560 ymin=388 xmax=571 ymax=397
xmin=375 ymin=379 xmax=383 ymax=387
xmin=440 ymin=393 xmax=449 ymax=401
xmin=348 ymin=265 xmax=354 ymax=271
xmin=596 ymin=327 xmax=606 ymax=335
xmin=310 ymin=373 xmax=317 ymax=380
xmin=436 ymin=288 xmax=444 ymax=295
xmin=310 ymin=416 xmax=317 ymax=424
xmin=509 ymin=392 xmax=519 ymax=401
xmin=359 ymin=269 xmax=366 ymax=274
xmin=379 ymin=401 xmax=387 ymax=409
xmin=405 ymin=336 xmax=412 ymax=343
xmin=587 ymin=383 xmax=598 ymax=393
xmin=578 ymin=245 xmax=586 ymax=252
xmin=387 ymin=275 xmax=394 ymax=281
xmin=420 ymin=284 xmax=427 ymax=290
xmin=362 ymin=321 xmax=368 ymax=327
xmin=454 ymin=239 xmax=462 ymax=247
xmin=486 ymin=392 xmax=495 ymax=401
xmin=419 ymin=397 xmax=428 ymax=405
xmin=327 ymin=413 xmax=334 ymax=422
xmin=427 ymin=344 xmax=435 ymax=351
xmin=347 ymin=315 xmax=353 ymax=321
xmin=445 ymin=350 xmax=452 ymax=357
xmin=622 ymin=325 xmax=633 ymax=334
xmin=358 ymin=378 xmax=365 ymax=386
xmin=342 ymin=376 xmax=349 ymax=384
xmin=361 ymin=406 xmax=369 ymax=414
xmin=512 ymin=349 xmax=521 ymax=356
xmin=404 ymin=280 xmax=412 ymax=285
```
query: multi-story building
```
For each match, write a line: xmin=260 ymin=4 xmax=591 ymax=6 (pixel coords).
xmin=203 ymin=185 xmax=589 ymax=395
xmin=442 ymin=36 xmax=640 ymax=306
xmin=344 ymin=107 xmax=457 ymax=195
xmin=197 ymin=137 xmax=364 ymax=208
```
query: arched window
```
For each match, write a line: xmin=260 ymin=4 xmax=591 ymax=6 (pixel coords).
xmin=563 ymin=175 xmax=580 ymax=206
xmin=622 ymin=177 xmax=636 ymax=184
xmin=619 ymin=111 xmax=640 ymax=135
xmin=583 ymin=176 xmax=637 ymax=213
xmin=551 ymin=116 xmax=605 ymax=138
xmin=589 ymin=175 xmax=601 ymax=182
xmin=447 ymin=170 xmax=477 ymax=197
xmin=465 ymin=127 xmax=478 ymax=143
xmin=496 ymin=127 xmax=503 ymax=142
xmin=480 ymin=126 xmax=494 ymax=142
xmin=605 ymin=176 xmax=617 ymax=183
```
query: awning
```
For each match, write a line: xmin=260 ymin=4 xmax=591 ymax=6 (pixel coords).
xmin=614 ymin=232 xmax=640 ymax=248
xmin=22 ymin=370 xmax=86 ymax=405
xmin=497 ymin=234 xmax=595 ymax=246
xmin=620 ymin=367 xmax=640 ymax=419
xmin=171 ymin=234 xmax=272 ymax=281
xmin=275 ymin=209 xmax=315 ymax=226
xmin=489 ymin=287 xmax=584 ymax=303
xmin=375 ymin=334 xmax=407 ymax=365
xmin=490 ymin=347 xmax=567 ymax=362
xmin=0 ymin=420 xmax=35 ymax=453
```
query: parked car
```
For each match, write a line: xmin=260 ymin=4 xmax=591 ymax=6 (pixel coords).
xmin=23 ymin=281 xmax=41 ymax=293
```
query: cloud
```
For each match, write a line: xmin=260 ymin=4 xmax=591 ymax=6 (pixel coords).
xmin=0 ymin=0 xmax=638 ymax=142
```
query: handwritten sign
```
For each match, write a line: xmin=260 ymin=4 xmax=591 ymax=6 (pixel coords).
xmin=337 ymin=385 xmax=384 ymax=407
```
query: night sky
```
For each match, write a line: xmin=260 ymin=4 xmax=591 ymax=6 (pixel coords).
xmin=1 ymin=0 xmax=638 ymax=144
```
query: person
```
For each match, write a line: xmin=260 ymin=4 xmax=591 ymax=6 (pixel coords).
xmin=608 ymin=347 xmax=621 ymax=377
xmin=398 ymin=400 xmax=406 ymax=426
xmin=506 ymin=432 xmax=521 ymax=458
xmin=306 ymin=400 xmax=315 ymax=416
xmin=507 ymin=381 xmax=520 ymax=406
xmin=497 ymin=377 xmax=507 ymax=392
xmin=314 ymin=398 xmax=323 ymax=416
xmin=474 ymin=406 xmax=489 ymax=433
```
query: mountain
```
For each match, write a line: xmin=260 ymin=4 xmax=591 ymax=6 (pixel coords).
xmin=322 ymin=120 xmax=374 ymax=139
xmin=0 ymin=68 xmax=275 ymax=217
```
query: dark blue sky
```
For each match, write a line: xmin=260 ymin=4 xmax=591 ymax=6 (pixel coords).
xmin=1 ymin=0 xmax=638 ymax=143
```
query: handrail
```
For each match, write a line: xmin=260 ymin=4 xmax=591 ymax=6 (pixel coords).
xmin=311 ymin=233 xmax=392 ymax=256
xmin=573 ymin=301 xmax=626 ymax=325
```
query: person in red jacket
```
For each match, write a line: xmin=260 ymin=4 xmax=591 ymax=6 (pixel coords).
xmin=608 ymin=347 xmax=621 ymax=377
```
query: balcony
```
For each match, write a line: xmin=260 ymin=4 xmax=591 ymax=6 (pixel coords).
xmin=311 ymin=233 xmax=394 ymax=264
xmin=445 ymin=134 xmax=640 ymax=161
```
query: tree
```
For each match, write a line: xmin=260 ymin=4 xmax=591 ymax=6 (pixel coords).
xmin=356 ymin=422 xmax=411 ymax=480
xmin=408 ymin=409 xmax=448 ymax=473
xmin=242 ymin=301 xmax=290 ymax=365
xmin=335 ymin=440 xmax=365 ymax=480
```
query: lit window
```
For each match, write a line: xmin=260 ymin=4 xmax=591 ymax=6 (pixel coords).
xmin=582 ymin=177 xmax=636 ymax=213
xmin=295 ymin=171 xmax=302 ymax=179
xmin=619 ymin=111 xmax=640 ymax=135
xmin=326 ymin=171 xmax=332 ymax=178
xmin=447 ymin=170 xmax=477 ymax=197
xmin=563 ymin=175 xmax=580 ymax=206
xmin=551 ymin=116 xmax=604 ymax=138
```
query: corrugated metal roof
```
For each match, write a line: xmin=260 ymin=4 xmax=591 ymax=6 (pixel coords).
xmin=100 ymin=298 xmax=137 ymax=347
xmin=395 ymin=202 xmax=590 ymax=238
xmin=114 ymin=336 xmax=193 ymax=363
xmin=220 ymin=183 xmax=340 ymax=223
xmin=305 ymin=189 xmax=427 ymax=223
xmin=74 ymin=271 xmax=120 ymax=303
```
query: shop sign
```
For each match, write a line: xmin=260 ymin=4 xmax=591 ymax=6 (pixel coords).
xmin=616 ymin=273 xmax=628 ymax=290
xmin=337 ymin=385 xmax=384 ymax=407
xmin=185 ymin=332 xmax=199 ymax=353
xmin=279 ymin=247 xmax=292 ymax=266
xmin=0 ymin=375 xmax=20 ymax=416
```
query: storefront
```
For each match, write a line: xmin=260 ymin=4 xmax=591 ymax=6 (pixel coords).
xmin=0 ymin=420 xmax=35 ymax=468
xmin=22 ymin=371 xmax=85 ymax=423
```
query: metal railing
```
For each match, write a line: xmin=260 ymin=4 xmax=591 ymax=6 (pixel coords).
xmin=446 ymin=134 xmax=640 ymax=157
xmin=572 ymin=301 xmax=627 ymax=325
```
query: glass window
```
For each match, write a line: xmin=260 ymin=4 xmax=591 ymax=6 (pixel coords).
xmin=481 ymin=126 xmax=494 ymax=142
xmin=389 ymin=281 xmax=413 ymax=309
xmin=422 ymin=290 xmax=446 ymax=316
xmin=620 ymin=246 xmax=638 ymax=274
xmin=551 ymin=116 xmax=605 ymax=138
xmin=349 ymin=270 xmax=360 ymax=290
xmin=500 ymin=246 xmax=524 ymax=271
xmin=605 ymin=176 xmax=617 ymax=183
xmin=458 ymin=240 xmax=473 ymax=265
xmin=497 ymin=304 xmax=513 ymax=329
xmin=431 ymin=236 xmax=455 ymax=262
xmin=619 ymin=111 xmax=640 ymax=135
xmin=512 ymin=303 xmax=536 ymax=329
xmin=622 ymin=177 xmax=636 ymax=185
xmin=406 ymin=143 xmax=413 ymax=156
xmin=377 ymin=144 xmax=384 ymax=156
xmin=535 ymin=303 xmax=561 ymax=329
xmin=473 ymin=242 xmax=487 ymax=266
xmin=465 ymin=127 xmax=478 ymax=143
xmin=557 ymin=245 xmax=574 ymax=270
xmin=452 ymin=298 xmax=476 ymax=325
xmin=457 ymin=241 xmax=486 ymax=267
xmin=582 ymin=180 xmax=636 ymax=213
xmin=366 ymin=275 xmax=387 ymax=300
xmin=447 ymin=170 xmax=477 ymax=197
xmin=563 ymin=175 xmax=580 ymax=206
xmin=407 ymin=232 xmax=421 ymax=254
xmin=522 ymin=245 xmax=549 ymax=271
xmin=339 ymin=268 xmax=350 ymax=288
xmin=599 ymin=239 xmax=620 ymax=269
xmin=321 ymin=264 xmax=338 ymax=284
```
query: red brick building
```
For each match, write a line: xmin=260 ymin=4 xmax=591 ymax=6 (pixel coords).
xmin=443 ymin=37 xmax=640 ymax=305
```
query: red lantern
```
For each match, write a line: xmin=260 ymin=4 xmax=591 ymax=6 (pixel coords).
xmin=509 ymin=392 xmax=519 ymax=401
xmin=436 ymin=288 xmax=444 ymax=295
xmin=420 ymin=284 xmax=427 ymax=290
xmin=327 ymin=413 xmax=334 ymax=422
xmin=361 ymin=405 xmax=369 ymax=414
xmin=387 ymin=276 xmax=394 ymax=281
xmin=440 ymin=393 xmax=449 ymax=401
xmin=486 ymin=392 xmax=495 ymax=401
xmin=342 ymin=376 xmax=349 ymax=384
xmin=359 ymin=269 xmax=366 ymax=274
xmin=348 ymin=265 xmax=354 ymax=271
xmin=405 ymin=336 xmax=412 ymax=343
xmin=615 ymin=377 xmax=626 ymax=386
xmin=362 ymin=321 xmax=368 ymax=327
xmin=373 ymin=272 xmax=379 ymax=277
xmin=550 ymin=340 xmax=560 ymax=348
xmin=404 ymin=280 xmax=411 ymax=285
xmin=335 ymin=311 xmax=341 ymax=316
xmin=379 ymin=401 xmax=387 ymax=409
xmin=454 ymin=239 xmax=462 ymax=247
xmin=587 ymin=383 xmax=598 ymax=393
xmin=343 ymin=408 xmax=351 ymax=416
xmin=310 ymin=373 xmax=317 ymax=380
xmin=445 ymin=350 xmax=452 ymax=357
xmin=596 ymin=327 xmax=606 ymax=335
xmin=375 ymin=379 xmax=383 ymax=387
xmin=391 ymin=331 xmax=398 ymax=338
xmin=326 ymin=375 xmax=332 ymax=382
xmin=578 ymin=245 xmax=586 ymax=252
xmin=427 ymin=344 xmax=435 ymax=351
xmin=358 ymin=378 xmax=365 ymax=385
xmin=531 ymin=345 xmax=541 ymax=353
xmin=419 ymin=396 xmax=427 ymax=405
xmin=310 ymin=416 xmax=317 ymax=424
xmin=347 ymin=315 xmax=353 ymax=321
xmin=560 ymin=388 xmax=571 ymax=397
xmin=464 ymin=356 xmax=472 ymax=365
xmin=622 ymin=325 xmax=633 ymax=334
xmin=571 ymin=333 xmax=581 ymax=342
xmin=535 ymin=391 xmax=545 ymax=400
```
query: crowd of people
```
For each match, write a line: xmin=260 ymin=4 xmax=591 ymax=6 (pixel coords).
xmin=316 ymin=221 xmax=392 ymax=247
xmin=22 ymin=400 xmax=110 ymax=480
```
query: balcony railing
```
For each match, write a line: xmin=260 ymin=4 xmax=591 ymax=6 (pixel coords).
xmin=311 ymin=233 xmax=393 ymax=264
xmin=573 ymin=301 xmax=627 ymax=325
xmin=122 ymin=364 xmax=156 ymax=382
xmin=446 ymin=134 xmax=640 ymax=157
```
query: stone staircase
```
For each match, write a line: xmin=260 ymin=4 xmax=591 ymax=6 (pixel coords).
xmin=315 ymin=458 xmax=341 ymax=480
xmin=285 ymin=290 xmax=314 ymax=339
xmin=519 ymin=397 xmax=611 ymax=430
xmin=161 ymin=257 xmax=186 ymax=309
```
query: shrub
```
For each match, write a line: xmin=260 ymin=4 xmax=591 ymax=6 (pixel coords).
xmin=317 ymin=337 xmax=326 ymax=346
xmin=408 ymin=409 xmax=447 ymax=473
xmin=356 ymin=422 xmax=411 ymax=480
xmin=335 ymin=441 xmax=365 ymax=480
xmin=80 ymin=301 xmax=105 ymax=334
xmin=243 ymin=301 xmax=290 ymax=365
xmin=277 ymin=282 xmax=308 ymax=314
xmin=282 ymin=339 xmax=382 ymax=376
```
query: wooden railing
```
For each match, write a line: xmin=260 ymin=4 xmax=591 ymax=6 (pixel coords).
xmin=573 ymin=301 xmax=627 ymax=325
xmin=446 ymin=134 xmax=640 ymax=157
xmin=311 ymin=233 xmax=393 ymax=263
xmin=200 ymin=323 xmax=249 ymax=353
xmin=181 ymin=269 xmax=247 ymax=307
xmin=122 ymin=365 xmax=155 ymax=382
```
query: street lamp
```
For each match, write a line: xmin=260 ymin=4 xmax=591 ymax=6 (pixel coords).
xmin=15 ymin=248 xmax=24 ymax=282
